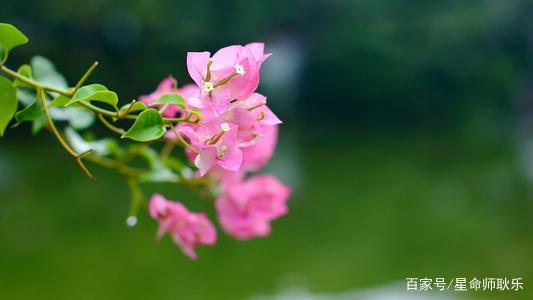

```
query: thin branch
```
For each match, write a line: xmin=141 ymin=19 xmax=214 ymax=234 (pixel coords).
xmin=97 ymin=113 xmax=125 ymax=135
xmin=39 ymin=89 xmax=78 ymax=157
xmin=71 ymin=61 xmax=99 ymax=95
xmin=85 ymin=154 xmax=146 ymax=178
xmin=159 ymin=140 xmax=176 ymax=161
xmin=38 ymin=88 xmax=94 ymax=179
xmin=1 ymin=65 xmax=70 ymax=96
xmin=118 ymin=100 xmax=137 ymax=118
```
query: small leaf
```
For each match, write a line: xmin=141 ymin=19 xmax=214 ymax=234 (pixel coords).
xmin=119 ymin=101 xmax=146 ymax=114
xmin=0 ymin=23 xmax=29 ymax=62
xmin=66 ymin=84 xmax=118 ymax=109
xmin=0 ymin=76 xmax=18 ymax=136
xmin=154 ymin=93 xmax=186 ymax=108
xmin=0 ymin=45 xmax=5 ymax=62
xmin=31 ymin=114 xmax=46 ymax=135
xmin=48 ymin=94 xmax=70 ymax=108
xmin=121 ymin=109 xmax=166 ymax=142
xmin=13 ymin=64 xmax=32 ymax=88
xmin=31 ymin=56 xmax=68 ymax=91
xmin=14 ymin=98 xmax=43 ymax=125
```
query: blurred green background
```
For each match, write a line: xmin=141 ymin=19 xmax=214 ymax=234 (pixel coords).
xmin=1 ymin=0 xmax=533 ymax=299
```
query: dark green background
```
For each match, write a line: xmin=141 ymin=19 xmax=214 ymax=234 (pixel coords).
xmin=1 ymin=0 xmax=532 ymax=299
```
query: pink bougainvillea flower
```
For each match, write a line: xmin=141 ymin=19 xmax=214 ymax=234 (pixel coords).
xmin=179 ymin=118 xmax=242 ymax=176
xmin=222 ymin=93 xmax=282 ymax=147
xmin=241 ymin=125 xmax=279 ymax=172
xmin=149 ymin=194 xmax=216 ymax=260
xmin=139 ymin=76 xmax=177 ymax=105
xmin=215 ymin=174 xmax=291 ymax=240
xmin=139 ymin=76 xmax=183 ymax=118
xmin=232 ymin=93 xmax=281 ymax=126
xmin=187 ymin=43 xmax=271 ymax=114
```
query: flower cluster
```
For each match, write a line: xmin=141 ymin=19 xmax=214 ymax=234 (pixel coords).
xmin=0 ymin=24 xmax=291 ymax=261
xmin=140 ymin=43 xmax=291 ymax=259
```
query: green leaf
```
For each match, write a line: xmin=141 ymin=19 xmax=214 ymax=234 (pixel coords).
xmin=13 ymin=64 xmax=32 ymax=88
xmin=31 ymin=56 xmax=68 ymax=91
xmin=48 ymin=94 xmax=70 ymax=108
xmin=31 ymin=114 xmax=46 ymax=135
xmin=0 ymin=45 xmax=5 ymax=62
xmin=154 ymin=93 xmax=186 ymax=108
xmin=119 ymin=101 xmax=146 ymax=114
xmin=121 ymin=109 xmax=166 ymax=142
xmin=0 ymin=76 xmax=18 ymax=136
xmin=14 ymin=98 xmax=43 ymax=125
xmin=0 ymin=23 xmax=29 ymax=62
xmin=66 ymin=84 xmax=118 ymax=109
xmin=65 ymin=127 xmax=116 ymax=156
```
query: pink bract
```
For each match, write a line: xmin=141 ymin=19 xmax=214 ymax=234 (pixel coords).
xmin=215 ymin=175 xmax=291 ymax=240
xmin=179 ymin=118 xmax=242 ymax=176
xmin=149 ymin=194 xmax=216 ymax=260
xmin=187 ymin=43 xmax=270 ymax=114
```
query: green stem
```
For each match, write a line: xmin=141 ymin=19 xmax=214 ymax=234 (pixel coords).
xmin=159 ymin=140 xmax=176 ymax=161
xmin=71 ymin=61 xmax=99 ymax=95
xmin=85 ymin=154 xmax=146 ymax=177
xmin=118 ymin=100 xmax=137 ymax=118
xmin=97 ymin=113 xmax=125 ymax=135
xmin=79 ymin=100 xmax=189 ymax=123
xmin=39 ymin=88 xmax=95 ymax=179
xmin=1 ymin=65 xmax=70 ymax=96
xmin=39 ymin=88 xmax=78 ymax=157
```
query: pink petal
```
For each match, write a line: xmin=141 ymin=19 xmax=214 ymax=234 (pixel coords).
xmin=187 ymin=51 xmax=211 ymax=88
xmin=195 ymin=148 xmax=217 ymax=176
xmin=245 ymin=42 xmax=271 ymax=64
xmin=211 ymin=45 xmax=243 ymax=69
xmin=241 ymin=125 xmax=279 ymax=171
xmin=216 ymin=143 xmax=242 ymax=172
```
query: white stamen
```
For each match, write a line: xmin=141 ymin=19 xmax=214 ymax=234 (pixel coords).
xmin=220 ymin=122 xmax=231 ymax=132
xmin=202 ymin=81 xmax=214 ymax=92
xmin=234 ymin=64 xmax=246 ymax=76
xmin=126 ymin=216 xmax=138 ymax=227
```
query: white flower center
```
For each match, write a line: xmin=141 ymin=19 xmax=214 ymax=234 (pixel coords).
xmin=234 ymin=64 xmax=246 ymax=76
xmin=220 ymin=122 xmax=231 ymax=132
xmin=202 ymin=81 xmax=214 ymax=92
